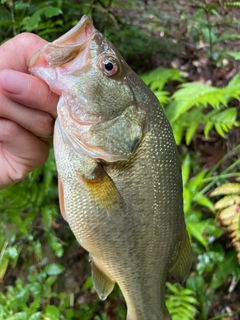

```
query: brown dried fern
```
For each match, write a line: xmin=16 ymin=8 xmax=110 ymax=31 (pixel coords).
xmin=210 ymin=183 xmax=240 ymax=263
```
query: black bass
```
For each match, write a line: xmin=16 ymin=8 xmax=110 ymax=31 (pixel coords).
xmin=28 ymin=16 xmax=192 ymax=320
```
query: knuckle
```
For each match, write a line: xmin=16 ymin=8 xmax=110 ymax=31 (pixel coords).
xmin=41 ymin=88 xmax=58 ymax=115
xmin=34 ymin=112 xmax=54 ymax=138
xmin=0 ymin=118 xmax=20 ymax=139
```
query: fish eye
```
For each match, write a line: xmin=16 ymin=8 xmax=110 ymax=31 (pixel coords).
xmin=100 ymin=57 xmax=118 ymax=76
xmin=104 ymin=62 xmax=114 ymax=71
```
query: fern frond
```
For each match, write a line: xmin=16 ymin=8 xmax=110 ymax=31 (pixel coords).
xmin=221 ymin=2 xmax=240 ymax=7
xmin=215 ymin=33 xmax=240 ymax=44
xmin=210 ymin=183 xmax=240 ymax=196
xmin=226 ymin=51 xmax=240 ymax=60
xmin=226 ymin=73 xmax=240 ymax=89
xmin=154 ymin=91 xmax=170 ymax=105
xmin=142 ymin=68 xmax=240 ymax=145
xmin=166 ymin=283 xmax=198 ymax=320
xmin=205 ymin=107 xmax=239 ymax=138
xmin=171 ymin=83 xmax=228 ymax=121
xmin=215 ymin=195 xmax=240 ymax=210
xmin=211 ymin=183 xmax=240 ymax=263
xmin=141 ymin=67 xmax=184 ymax=91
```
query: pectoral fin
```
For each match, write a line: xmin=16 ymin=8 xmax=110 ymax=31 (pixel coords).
xmin=170 ymin=231 xmax=192 ymax=284
xmin=81 ymin=163 xmax=124 ymax=212
xmin=90 ymin=256 xmax=115 ymax=300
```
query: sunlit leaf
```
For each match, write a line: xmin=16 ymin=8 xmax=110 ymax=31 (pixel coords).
xmin=44 ymin=263 xmax=65 ymax=276
xmin=44 ymin=305 xmax=60 ymax=320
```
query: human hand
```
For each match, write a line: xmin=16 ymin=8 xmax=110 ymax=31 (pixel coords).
xmin=0 ymin=33 xmax=59 ymax=189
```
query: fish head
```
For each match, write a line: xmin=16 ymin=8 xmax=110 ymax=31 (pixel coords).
xmin=29 ymin=15 xmax=137 ymax=121
xmin=29 ymin=16 xmax=147 ymax=161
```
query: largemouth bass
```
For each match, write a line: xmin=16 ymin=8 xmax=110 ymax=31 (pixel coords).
xmin=29 ymin=16 xmax=192 ymax=320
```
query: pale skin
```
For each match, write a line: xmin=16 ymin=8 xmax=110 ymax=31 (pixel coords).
xmin=0 ymin=33 xmax=59 ymax=190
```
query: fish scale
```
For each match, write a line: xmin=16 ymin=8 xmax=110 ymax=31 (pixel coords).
xmin=28 ymin=15 xmax=192 ymax=320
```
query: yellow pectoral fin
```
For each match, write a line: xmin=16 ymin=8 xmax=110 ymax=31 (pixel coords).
xmin=58 ymin=176 xmax=67 ymax=221
xmin=90 ymin=255 xmax=115 ymax=300
xmin=80 ymin=164 xmax=123 ymax=212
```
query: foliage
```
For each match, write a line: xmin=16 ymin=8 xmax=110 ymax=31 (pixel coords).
xmin=186 ymin=1 xmax=240 ymax=63
xmin=211 ymin=183 xmax=240 ymax=262
xmin=0 ymin=0 xmax=240 ymax=319
xmin=142 ymin=61 xmax=240 ymax=318
xmin=143 ymin=67 xmax=240 ymax=145
xmin=166 ymin=282 xmax=198 ymax=320
xmin=0 ymin=265 xmax=67 ymax=320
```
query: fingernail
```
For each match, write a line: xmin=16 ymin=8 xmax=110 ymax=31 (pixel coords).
xmin=0 ymin=69 xmax=30 ymax=95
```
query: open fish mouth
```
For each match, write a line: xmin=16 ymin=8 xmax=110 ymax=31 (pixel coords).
xmin=28 ymin=16 xmax=96 ymax=80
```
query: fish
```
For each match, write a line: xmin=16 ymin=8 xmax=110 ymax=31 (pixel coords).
xmin=28 ymin=15 xmax=192 ymax=320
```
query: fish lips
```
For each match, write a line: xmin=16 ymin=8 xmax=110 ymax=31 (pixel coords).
xmin=28 ymin=16 xmax=99 ymax=91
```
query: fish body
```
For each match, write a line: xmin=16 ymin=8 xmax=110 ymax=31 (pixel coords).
xmin=29 ymin=16 xmax=192 ymax=320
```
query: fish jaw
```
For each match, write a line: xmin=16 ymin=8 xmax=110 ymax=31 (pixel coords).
xmin=28 ymin=15 xmax=96 ymax=94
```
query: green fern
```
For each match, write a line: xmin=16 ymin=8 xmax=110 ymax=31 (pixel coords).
xmin=142 ymin=69 xmax=240 ymax=145
xmin=204 ymin=108 xmax=238 ymax=137
xmin=220 ymin=2 xmax=240 ymax=7
xmin=166 ymin=282 xmax=198 ymax=320
xmin=167 ymin=80 xmax=240 ymax=122
xmin=226 ymin=51 xmax=240 ymax=60
xmin=141 ymin=67 xmax=184 ymax=91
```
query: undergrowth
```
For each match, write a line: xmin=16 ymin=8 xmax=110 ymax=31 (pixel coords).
xmin=0 ymin=1 xmax=240 ymax=320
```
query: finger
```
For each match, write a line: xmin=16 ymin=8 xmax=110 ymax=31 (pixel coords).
xmin=0 ymin=33 xmax=48 ymax=73
xmin=0 ymin=93 xmax=54 ymax=139
xmin=0 ymin=69 xmax=58 ymax=118
xmin=0 ymin=118 xmax=50 ymax=189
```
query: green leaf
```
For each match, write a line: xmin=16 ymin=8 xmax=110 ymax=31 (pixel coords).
xmin=83 ymin=276 xmax=93 ymax=290
xmin=29 ymin=313 xmax=42 ymax=320
xmin=210 ymin=251 xmax=239 ymax=289
xmin=170 ymin=83 xmax=228 ymax=121
xmin=44 ymin=305 xmax=60 ymax=320
xmin=7 ymin=312 xmax=27 ymax=320
xmin=142 ymin=67 xmax=183 ymax=91
xmin=227 ymin=73 xmax=240 ymax=89
xmin=45 ymin=233 xmax=64 ymax=258
xmin=187 ymin=170 xmax=207 ymax=191
xmin=187 ymin=221 xmax=208 ymax=248
xmin=21 ymin=9 xmax=44 ymax=31
xmin=42 ymin=205 xmax=53 ymax=229
xmin=44 ymin=263 xmax=65 ymax=276
xmin=204 ymin=120 xmax=213 ymax=137
xmin=197 ymin=251 xmax=223 ymax=275
xmin=44 ymin=6 xmax=62 ymax=18
xmin=171 ymin=122 xmax=184 ymax=145
xmin=185 ymin=122 xmax=198 ymax=145
xmin=30 ymin=282 xmax=42 ymax=296
xmin=16 ymin=285 xmax=30 ymax=305
xmin=155 ymin=91 xmax=170 ymax=105
xmin=7 ymin=211 xmax=28 ymax=234
xmin=14 ymin=3 xmax=30 ymax=10
xmin=5 ymin=246 xmax=18 ymax=259
xmin=166 ymin=283 xmax=198 ymax=320
xmin=195 ymin=194 xmax=215 ymax=211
